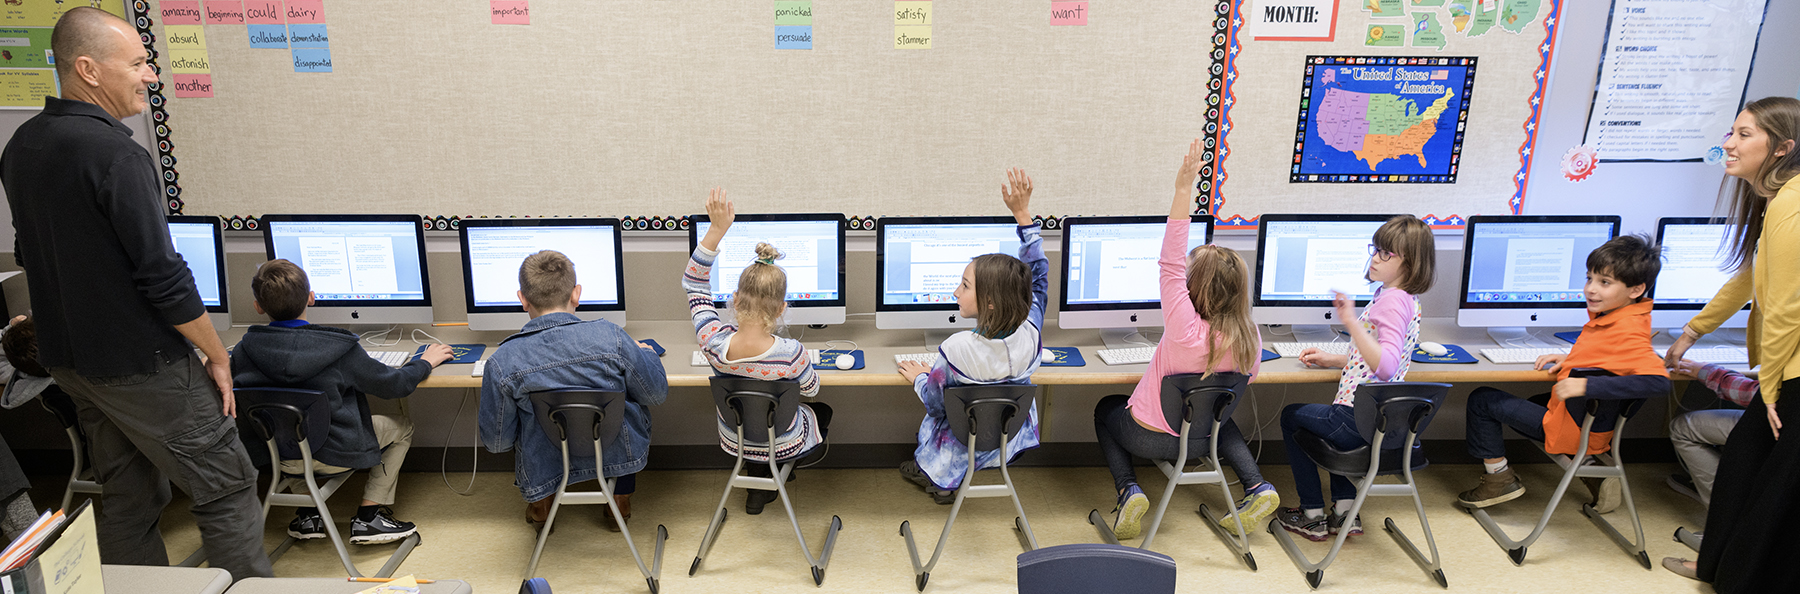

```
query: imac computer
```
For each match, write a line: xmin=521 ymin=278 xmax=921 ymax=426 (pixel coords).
xmin=1253 ymin=214 xmax=1398 ymax=341
xmin=1652 ymin=217 xmax=1750 ymax=331
xmin=688 ymin=213 xmax=847 ymax=326
xmin=260 ymin=214 xmax=434 ymax=326
xmin=168 ymin=215 xmax=230 ymax=331
xmin=876 ymin=217 xmax=1021 ymax=332
xmin=459 ymin=218 xmax=627 ymax=332
xmin=1456 ymin=214 xmax=1620 ymax=344
xmin=1058 ymin=215 xmax=1214 ymax=347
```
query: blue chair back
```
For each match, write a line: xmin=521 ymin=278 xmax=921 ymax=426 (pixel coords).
xmin=528 ymin=390 xmax=625 ymax=460
xmin=1018 ymin=543 xmax=1176 ymax=594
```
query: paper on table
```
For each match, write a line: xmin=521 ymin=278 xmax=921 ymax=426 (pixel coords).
xmin=40 ymin=506 xmax=100 ymax=594
xmin=356 ymin=575 xmax=419 ymax=594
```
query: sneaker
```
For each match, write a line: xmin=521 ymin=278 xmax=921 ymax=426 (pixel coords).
xmin=1457 ymin=468 xmax=1525 ymax=508
xmin=1329 ymin=511 xmax=1363 ymax=537
xmin=1111 ymin=484 xmax=1149 ymax=540
xmin=1666 ymin=473 xmax=1703 ymax=505
xmin=287 ymin=512 xmax=327 ymax=540
xmin=745 ymin=488 xmax=778 ymax=515
xmin=1275 ymin=507 xmax=1331 ymax=542
xmin=1583 ymin=476 xmax=1621 ymax=514
xmin=899 ymin=461 xmax=955 ymax=505
xmin=1217 ymin=484 xmax=1279 ymax=536
xmin=348 ymin=506 xmax=418 ymax=545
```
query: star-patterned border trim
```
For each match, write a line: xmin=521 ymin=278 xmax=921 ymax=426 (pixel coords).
xmin=130 ymin=1 xmax=184 ymax=215
xmin=1212 ymin=0 xmax=1563 ymax=229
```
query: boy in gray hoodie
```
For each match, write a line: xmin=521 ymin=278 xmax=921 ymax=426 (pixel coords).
xmin=230 ymin=259 xmax=452 ymax=544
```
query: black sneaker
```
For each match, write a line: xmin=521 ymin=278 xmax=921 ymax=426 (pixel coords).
xmin=745 ymin=489 xmax=779 ymax=515
xmin=287 ymin=512 xmax=327 ymax=540
xmin=349 ymin=506 xmax=417 ymax=545
xmin=899 ymin=461 xmax=955 ymax=505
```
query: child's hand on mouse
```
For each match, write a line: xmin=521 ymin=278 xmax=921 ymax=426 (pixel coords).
xmin=1534 ymin=353 xmax=1565 ymax=372
xmin=1002 ymin=168 xmax=1034 ymax=226
xmin=419 ymin=344 xmax=455 ymax=367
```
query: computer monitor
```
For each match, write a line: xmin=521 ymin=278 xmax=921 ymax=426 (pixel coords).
xmin=1058 ymin=215 xmax=1214 ymax=346
xmin=1253 ymin=214 xmax=1398 ymax=339
xmin=876 ymin=217 xmax=1022 ymax=331
xmin=459 ymin=218 xmax=627 ymax=332
xmin=688 ymin=213 xmax=846 ymax=326
xmin=260 ymin=214 xmax=433 ymax=326
xmin=1652 ymin=217 xmax=1750 ymax=330
xmin=168 ymin=215 xmax=230 ymax=331
xmin=1456 ymin=215 xmax=1620 ymax=341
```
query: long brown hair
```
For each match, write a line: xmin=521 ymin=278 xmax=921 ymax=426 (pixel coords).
xmin=970 ymin=253 xmax=1031 ymax=339
xmin=1372 ymin=215 xmax=1436 ymax=294
xmin=1185 ymin=245 xmax=1259 ymax=375
xmin=1721 ymin=97 xmax=1800 ymax=271
xmin=732 ymin=243 xmax=788 ymax=328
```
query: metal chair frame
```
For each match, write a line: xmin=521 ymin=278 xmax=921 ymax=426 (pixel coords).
xmin=900 ymin=384 xmax=1040 ymax=591
xmin=524 ymin=390 xmax=667 ymax=593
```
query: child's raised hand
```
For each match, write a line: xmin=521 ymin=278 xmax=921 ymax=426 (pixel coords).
xmin=1331 ymin=291 xmax=1356 ymax=323
xmin=1001 ymin=168 xmax=1034 ymax=225
xmin=706 ymin=187 xmax=735 ymax=231
xmin=1175 ymin=138 xmax=1205 ymax=191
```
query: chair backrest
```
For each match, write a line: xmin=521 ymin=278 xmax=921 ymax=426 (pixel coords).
xmin=1562 ymin=368 xmax=1651 ymax=434
xmin=1352 ymin=382 xmax=1450 ymax=449
xmin=709 ymin=377 xmax=802 ymax=444
xmin=1158 ymin=373 xmax=1250 ymax=438
xmin=943 ymin=384 xmax=1037 ymax=452
xmin=1017 ymin=543 xmax=1176 ymax=594
xmin=37 ymin=386 xmax=79 ymax=430
xmin=235 ymin=388 xmax=331 ymax=461
xmin=528 ymin=390 xmax=626 ymax=460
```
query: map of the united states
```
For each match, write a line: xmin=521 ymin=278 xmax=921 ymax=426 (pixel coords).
xmin=1312 ymin=68 xmax=1455 ymax=171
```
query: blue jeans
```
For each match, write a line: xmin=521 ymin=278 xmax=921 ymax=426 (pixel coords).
xmin=1464 ymin=387 xmax=1547 ymax=460
xmin=1281 ymin=403 xmax=1366 ymax=509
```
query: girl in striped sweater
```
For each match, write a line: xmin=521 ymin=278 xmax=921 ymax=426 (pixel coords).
xmin=684 ymin=187 xmax=831 ymax=515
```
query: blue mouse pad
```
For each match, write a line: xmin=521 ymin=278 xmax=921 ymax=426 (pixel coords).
xmin=416 ymin=343 xmax=487 ymax=365
xmin=1041 ymin=347 xmax=1086 ymax=367
xmin=1261 ymin=349 xmax=1280 ymax=362
xmin=812 ymin=349 xmax=865 ymax=370
xmin=1411 ymin=343 xmax=1476 ymax=364
xmin=1553 ymin=331 xmax=1581 ymax=345
xmin=637 ymin=338 xmax=667 ymax=357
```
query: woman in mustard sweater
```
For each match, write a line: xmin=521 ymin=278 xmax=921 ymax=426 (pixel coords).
xmin=1661 ymin=96 xmax=1800 ymax=591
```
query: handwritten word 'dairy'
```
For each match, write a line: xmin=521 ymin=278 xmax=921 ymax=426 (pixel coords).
xmin=896 ymin=31 xmax=929 ymax=46
xmin=777 ymin=31 xmax=812 ymax=43
xmin=207 ymin=5 xmax=244 ymax=22
xmin=492 ymin=5 xmax=528 ymax=17
xmin=286 ymin=6 xmax=318 ymax=21
xmin=171 ymin=54 xmax=210 ymax=70
xmin=174 ymin=77 xmax=212 ymax=93
xmin=163 ymin=6 xmax=201 ymax=20
xmin=294 ymin=54 xmax=331 ymax=69
xmin=250 ymin=30 xmax=287 ymax=44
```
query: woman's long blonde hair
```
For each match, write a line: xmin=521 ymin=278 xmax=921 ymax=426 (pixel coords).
xmin=1185 ymin=244 xmax=1259 ymax=375
xmin=732 ymin=242 xmax=787 ymax=329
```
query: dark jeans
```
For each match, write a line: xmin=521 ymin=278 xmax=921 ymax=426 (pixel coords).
xmin=1093 ymin=395 xmax=1264 ymax=494
xmin=1464 ymin=387 xmax=1549 ymax=460
xmin=51 ymin=351 xmax=272 ymax=582
xmin=1697 ymin=378 xmax=1800 ymax=592
xmin=1280 ymin=403 xmax=1366 ymax=509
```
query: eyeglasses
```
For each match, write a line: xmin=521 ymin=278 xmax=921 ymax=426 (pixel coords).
xmin=1367 ymin=244 xmax=1397 ymax=262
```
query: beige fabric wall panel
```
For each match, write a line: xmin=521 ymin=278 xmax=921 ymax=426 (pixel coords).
xmin=160 ymin=0 xmax=1215 ymax=219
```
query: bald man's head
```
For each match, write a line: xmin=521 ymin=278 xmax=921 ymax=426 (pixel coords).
xmin=51 ymin=7 xmax=131 ymax=80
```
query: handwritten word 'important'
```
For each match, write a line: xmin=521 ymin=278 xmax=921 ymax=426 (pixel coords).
xmin=493 ymin=5 xmax=528 ymax=17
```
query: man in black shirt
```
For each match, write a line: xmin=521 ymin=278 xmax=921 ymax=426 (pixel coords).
xmin=0 ymin=8 xmax=270 ymax=580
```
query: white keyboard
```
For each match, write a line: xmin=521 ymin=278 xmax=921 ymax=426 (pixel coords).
xmin=1269 ymin=342 xmax=1352 ymax=358
xmin=471 ymin=359 xmax=487 ymax=377
xmin=1095 ymin=346 xmax=1155 ymax=366
xmin=1662 ymin=347 xmax=1749 ymax=365
xmin=368 ymin=350 xmax=412 ymax=368
xmin=1479 ymin=347 xmax=1569 ymax=364
xmin=894 ymin=352 xmax=942 ymax=367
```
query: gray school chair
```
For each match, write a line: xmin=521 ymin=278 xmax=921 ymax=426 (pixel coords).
xmin=1269 ymin=381 xmax=1450 ymax=590
xmin=1464 ymin=369 xmax=1655 ymax=569
xmin=524 ymin=390 xmax=667 ymax=592
xmin=38 ymin=387 xmax=100 ymax=513
xmin=689 ymin=377 xmax=842 ymax=586
xmin=899 ymin=384 xmax=1040 ymax=592
xmin=1017 ymin=543 xmax=1176 ymax=594
xmin=237 ymin=387 xmax=420 ymax=578
xmin=1087 ymin=373 xmax=1257 ymax=569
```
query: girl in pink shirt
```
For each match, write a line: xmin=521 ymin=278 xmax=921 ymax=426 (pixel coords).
xmin=1092 ymin=140 xmax=1272 ymax=540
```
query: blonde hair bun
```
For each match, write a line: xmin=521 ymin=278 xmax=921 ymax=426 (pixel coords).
xmin=754 ymin=242 xmax=784 ymax=264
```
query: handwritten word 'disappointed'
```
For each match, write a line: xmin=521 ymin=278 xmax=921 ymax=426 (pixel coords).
xmin=1050 ymin=1 xmax=1087 ymax=25
xmin=205 ymin=1 xmax=245 ymax=25
xmin=492 ymin=1 xmax=530 ymax=25
xmin=292 ymin=48 xmax=331 ymax=72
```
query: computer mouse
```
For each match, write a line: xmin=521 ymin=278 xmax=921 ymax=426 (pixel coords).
xmin=1042 ymin=348 xmax=1056 ymax=361
xmin=834 ymin=353 xmax=855 ymax=370
xmin=1419 ymin=341 xmax=1449 ymax=357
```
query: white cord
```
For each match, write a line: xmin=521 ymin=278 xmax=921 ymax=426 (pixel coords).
xmin=410 ymin=328 xmax=445 ymax=345
xmin=440 ymin=388 xmax=479 ymax=496
xmin=360 ymin=326 xmax=400 ymax=347
xmin=822 ymin=339 xmax=859 ymax=353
